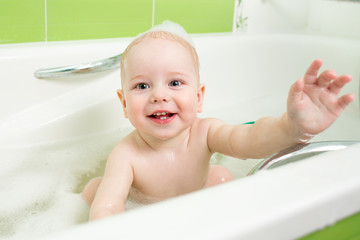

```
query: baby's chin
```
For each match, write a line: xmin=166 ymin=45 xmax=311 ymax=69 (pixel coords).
xmin=141 ymin=126 xmax=191 ymax=141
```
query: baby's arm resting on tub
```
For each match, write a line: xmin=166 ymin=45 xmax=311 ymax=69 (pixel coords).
xmin=89 ymin=147 xmax=133 ymax=221
xmin=207 ymin=59 xmax=354 ymax=159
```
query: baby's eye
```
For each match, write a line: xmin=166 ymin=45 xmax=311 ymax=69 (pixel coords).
xmin=136 ymin=83 xmax=150 ymax=89
xmin=169 ymin=80 xmax=182 ymax=87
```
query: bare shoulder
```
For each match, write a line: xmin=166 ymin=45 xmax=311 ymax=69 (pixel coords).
xmin=194 ymin=117 xmax=227 ymax=133
xmin=190 ymin=118 xmax=228 ymax=148
xmin=107 ymin=131 xmax=140 ymax=165
xmin=100 ymin=131 xmax=136 ymax=186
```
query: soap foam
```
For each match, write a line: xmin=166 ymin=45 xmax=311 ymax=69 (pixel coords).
xmin=141 ymin=20 xmax=195 ymax=48
xmin=0 ymin=127 xmax=138 ymax=239
xmin=0 ymin=120 xmax=261 ymax=239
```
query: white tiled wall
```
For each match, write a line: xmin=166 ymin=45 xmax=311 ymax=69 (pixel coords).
xmin=308 ymin=0 xmax=360 ymax=37
xmin=242 ymin=0 xmax=310 ymax=33
xmin=240 ymin=0 xmax=360 ymax=38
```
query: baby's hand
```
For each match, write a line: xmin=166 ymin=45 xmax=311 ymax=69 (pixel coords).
xmin=286 ymin=59 xmax=355 ymax=141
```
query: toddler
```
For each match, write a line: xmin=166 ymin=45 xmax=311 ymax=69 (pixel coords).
xmin=82 ymin=21 xmax=354 ymax=221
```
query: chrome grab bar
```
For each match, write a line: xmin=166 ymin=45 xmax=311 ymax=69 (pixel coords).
xmin=247 ymin=141 xmax=359 ymax=175
xmin=34 ymin=53 xmax=122 ymax=79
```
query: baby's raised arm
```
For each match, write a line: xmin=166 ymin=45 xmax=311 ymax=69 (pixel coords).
xmin=207 ymin=59 xmax=354 ymax=159
xmin=89 ymin=145 xmax=134 ymax=221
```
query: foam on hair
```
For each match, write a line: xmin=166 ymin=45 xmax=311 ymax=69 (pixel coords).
xmin=146 ymin=20 xmax=195 ymax=48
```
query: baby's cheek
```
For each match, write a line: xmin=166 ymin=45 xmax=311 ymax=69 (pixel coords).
xmin=126 ymin=103 xmax=144 ymax=121
xmin=184 ymin=96 xmax=200 ymax=115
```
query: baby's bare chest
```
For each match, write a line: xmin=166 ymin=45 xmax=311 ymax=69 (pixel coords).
xmin=131 ymin=149 xmax=211 ymax=198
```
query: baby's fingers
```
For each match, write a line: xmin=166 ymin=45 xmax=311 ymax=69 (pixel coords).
xmin=287 ymin=78 xmax=304 ymax=104
xmin=329 ymin=75 xmax=353 ymax=95
xmin=316 ymin=70 xmax=337 ymax=88
xmin=338 ymin=93 xmax=355 ymax=110
xmin=304 ymin=59 xmax=323 ymax=84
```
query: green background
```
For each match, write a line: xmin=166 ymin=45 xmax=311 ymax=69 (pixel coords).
xmin=0 ymin=0 xmax=234 ymax=44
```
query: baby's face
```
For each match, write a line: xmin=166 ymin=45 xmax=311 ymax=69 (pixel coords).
xmin=118 ymin=37 xmax=204 ymax=140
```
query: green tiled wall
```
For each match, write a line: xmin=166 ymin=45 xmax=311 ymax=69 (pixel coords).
xmin=0 ymin=0 xmax=235 ymax=44
xmin=0 ymin=0 xmax=45 ymax=44
xmin=154 ymin=0 xmax=234 ymax=33
xmin=47 ymin=0 xmax=153 ymax=41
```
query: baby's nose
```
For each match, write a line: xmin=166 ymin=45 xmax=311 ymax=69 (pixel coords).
xmin=150 ymin=88 xmax=170 ymax=103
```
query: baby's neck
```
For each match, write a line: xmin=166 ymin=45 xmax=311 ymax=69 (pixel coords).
xmin=134 ymin=128 xmax=191 ymax=152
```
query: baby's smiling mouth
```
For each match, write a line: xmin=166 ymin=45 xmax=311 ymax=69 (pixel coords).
xmin=149 ymin=112 xmax=175 ymax=120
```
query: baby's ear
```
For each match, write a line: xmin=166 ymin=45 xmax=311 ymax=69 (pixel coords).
xmin=197 ymin=84 xmax=205 ymax=113
xmin=116 ymin=89 xmax=128 ymax=118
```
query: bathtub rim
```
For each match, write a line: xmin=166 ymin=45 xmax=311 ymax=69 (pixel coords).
xmin=38 ymin=142 xmax=360 ymax=240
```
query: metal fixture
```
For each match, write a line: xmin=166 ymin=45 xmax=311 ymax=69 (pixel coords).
xmin=247 ymin=141 xmax=359 ymax=175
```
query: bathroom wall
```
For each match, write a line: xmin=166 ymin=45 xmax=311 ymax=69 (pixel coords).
xmin=307 ymin=0 xmax=360 ymax=38
xmin=2 ymin=0 xmax=359 ymax=45
xmin=241 ymin=0 xmax=360 ymax=38
xmin=241 ymin=0 xmax=310 ymax=33
xmin=0 ymin=0 xmax=235 ymax=44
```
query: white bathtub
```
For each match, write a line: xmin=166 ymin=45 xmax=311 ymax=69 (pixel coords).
xmin=0 ymin=32 xmax=359 ymax=240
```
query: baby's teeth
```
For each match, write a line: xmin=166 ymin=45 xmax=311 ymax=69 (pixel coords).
xmin=155 ymin=112 xmax=168 ymax=116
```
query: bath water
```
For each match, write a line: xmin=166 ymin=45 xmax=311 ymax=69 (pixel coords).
xmin=0 ymin=124 xmax=262 ymax=240
xmin=0 ymin=127 xmax=125 ymax=239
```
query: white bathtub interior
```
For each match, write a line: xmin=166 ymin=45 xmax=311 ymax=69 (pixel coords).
xmin=0 ymin=33 xmax=359 ymax=240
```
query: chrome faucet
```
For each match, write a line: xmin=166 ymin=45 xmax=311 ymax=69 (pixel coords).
xmin=247 ymin=141 xmax=359 ymax=175
xmin=34 ymin=53 xmax=122 ymax=79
